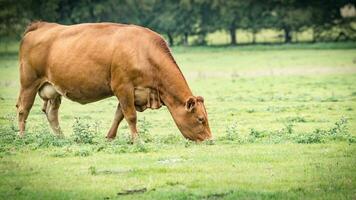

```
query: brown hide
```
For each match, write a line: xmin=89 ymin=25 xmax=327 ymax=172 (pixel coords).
xmin=17 ymin=22 xmax=212 ymax=141
xmin=134 ymin=87 xmax=162 ymax=112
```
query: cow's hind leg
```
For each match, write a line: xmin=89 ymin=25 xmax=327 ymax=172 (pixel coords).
xmin=16 ymin=60 xmax=42 ymax=136
xmin=16 ymin=85 xmax=39 ymax=137
xmin=45 ymin=96 xmax=62 ymax=136
xmin=106 ymin=103 xmax=124 ymax=139
xmin=41 ymin=100 xmax=48 ymax=113
xmin=38 ymin=83 xmax=63 ymax=136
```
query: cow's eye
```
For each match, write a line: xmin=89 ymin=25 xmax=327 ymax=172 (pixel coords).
xmin=197 ymin=116 xmax=204 ymax=123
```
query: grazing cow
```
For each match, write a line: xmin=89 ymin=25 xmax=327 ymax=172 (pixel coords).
xmin=16 ymin=22 xmax=212 ymax=142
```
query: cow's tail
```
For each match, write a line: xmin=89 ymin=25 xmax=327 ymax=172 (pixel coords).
xmin=23 ymin=21 xmax=44 ymax=36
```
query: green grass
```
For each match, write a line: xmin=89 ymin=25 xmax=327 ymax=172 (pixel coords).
xmin=1 ymin=144 xmax=355 ymax=199
xmin=0 ymin=42 xmax=356 ymax=199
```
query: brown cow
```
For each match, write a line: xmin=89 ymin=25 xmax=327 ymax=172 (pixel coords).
xmin=17 ymin=22 xmax=212 ymax=142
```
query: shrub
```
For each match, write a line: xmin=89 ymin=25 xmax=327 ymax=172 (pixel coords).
xmin=292 ymin=117 xmax=351 ymax=144
xmin=327 ymin=117 xmax=349 ymax=140
xmin=132 ymin=140 xmax=150 ymax=153
xmin=88 ymin=166 xmax=97 ymax=175
xmin=138 ymin=117 xmax=153 ymax=143
xmin=282 ymin=123 xmax=294 ymax=135
xmin=295 ymin=129 xmax=325 ymax=144
xmin=247 ymin=128 xmax=269 ymax=143
xmin=249 ymin=128 xmax=259 ymax=138
xmin=203 ymin=139 xmax=215 ymax=145
xmin=72 ymin=117 xmax=97 ymax=144
xmin=184 ymin=140 xmax=194 ymax=148
xmin=0 ymin=119 xmax=71 ymax=150
xmin=226 ymin=122 xmax=239 ymax=140
xmin=224 ymin=121 xmax=245 ymax=143
xmin=31 ymin=122 xmax=71 ymax=148
xmin=348 ymin=136 xmax=356 ymax=143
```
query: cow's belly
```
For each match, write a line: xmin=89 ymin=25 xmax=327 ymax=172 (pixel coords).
xmin=45 ymin=81 xmax=113 ymax=104
xmin=46 ymin=67 xmax=113 ymax=104
xmin=56 ymin=83 xmax=113 ymax=104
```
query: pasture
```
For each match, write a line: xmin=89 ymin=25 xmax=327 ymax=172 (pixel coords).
xmin=0 ymin=42 xmax=355 ymax=199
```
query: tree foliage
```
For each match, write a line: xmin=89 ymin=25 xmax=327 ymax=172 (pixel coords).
xmin=0 ymin=0 xmax=355 ymax=44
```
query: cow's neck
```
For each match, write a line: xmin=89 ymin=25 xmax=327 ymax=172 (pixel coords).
xmin=157 ymin=61 xmax=192 ymax=110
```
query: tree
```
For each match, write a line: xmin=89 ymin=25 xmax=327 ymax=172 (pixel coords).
xmin=218 ymin=0 xmax=246 ymax=45
xmin=149 ymin=0 xmax=180 ymax=46
xmin=306 ymin=0 xmax=353 ymax=42
xmin=1 ymin=0 xmax=354 ymax=45
xmin=0 ymin=0 xmax=28 ymax=40
xmin=243 ymin=0 xmax=272 ymax=44
xmin=190 ymin=0 xmax=220 ymax=45
xmin=149 ymin=0 xmax=202 ymax=46
xmin=266 ymin=0 xmax=314 ymax=43
xmin=176 ymin=0 xmax=200 ymax=46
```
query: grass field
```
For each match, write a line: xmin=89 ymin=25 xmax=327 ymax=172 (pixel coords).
xmin=0 ymin=42 xmax=355 ymax=199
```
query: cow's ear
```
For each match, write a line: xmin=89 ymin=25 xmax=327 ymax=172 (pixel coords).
xmin=197 ymin=96 xmax=204 ymax=103
xmin=185 ymin=96 xmax=196 ymax=112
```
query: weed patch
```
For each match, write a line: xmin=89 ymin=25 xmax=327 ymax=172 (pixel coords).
xmin=72 ymin=117 xmax=98 ymax=144
xmin=138 ymin=117 xmax=154 ymax=143
xmin=220 ymin=118 xmax=351 ymax=144
xmin=294 ymin=117 xmax=351 ymax=143
xmin=219 ymin=121 xmax=245 ymax=143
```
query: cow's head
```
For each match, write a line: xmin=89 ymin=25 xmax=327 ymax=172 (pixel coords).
xmin=173 ymin=96 xmax=212 ymax=141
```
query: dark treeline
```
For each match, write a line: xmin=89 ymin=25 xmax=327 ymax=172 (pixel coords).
xmin=0 ymin=0 xmax=355 ymax=45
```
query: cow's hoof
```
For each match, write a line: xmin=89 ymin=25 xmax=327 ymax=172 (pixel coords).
xmin=106 ymin=136 xmax=115 ymax=142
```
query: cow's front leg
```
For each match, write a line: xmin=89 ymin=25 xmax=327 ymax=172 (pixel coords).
xmin=114 ymin=87 xmax=139 ymax=143
xmin=106 ymin=103 xmax=124 ymax=140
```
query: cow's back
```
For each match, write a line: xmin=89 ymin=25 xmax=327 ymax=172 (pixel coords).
xmin=20 ymin=22 xmax=127 ymax=75
xmin=20 ymin=22 xmax=159 ymax=103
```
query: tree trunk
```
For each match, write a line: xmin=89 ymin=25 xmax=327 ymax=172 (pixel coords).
xmin=167 ymin=33 xmax=174 ymax=46
xmin=312 ymin=27 xmax=322 ymax=43
xmin=295 ymin=31 xmax=299 ymax=42
xmin=312 ymin=27 xmax=319 ymax=43
xmin=197 ymin=32 xmax=207 ymax=45
xmin=252 ymin=31 xmax=257 ymax=44
xmin=283 ymin=27 xmax=292 ymax=43
xmin=230 ymin=25 xmax=237 ymax=45
xmin=183 ymin=32 xmax=189 ymax=46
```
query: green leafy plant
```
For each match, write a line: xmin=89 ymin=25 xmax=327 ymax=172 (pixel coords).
xmin=225 ymin=122 xmax=244 ymax=143
xmin=249 ymin=128 xmax=266 ymax=139
xmin=88 ymin=166 xmax=97 ymax=175
xmin=138 ymin=117 xmax=153 ymax=143
xmin=282 ymin=123 xmax=294 ymax=135
xmin=72 ymin=117 xmax=97 ymax=144
xmin=295 ymin=129 xmax=325 ymax=144
xmin=74 ymin=147 xmax=91 ymax=157
xmin=327 ymin=117 xmax=349 ymax=139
